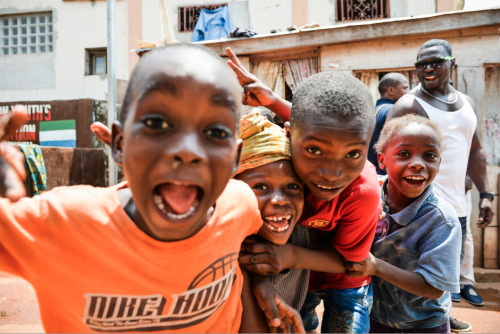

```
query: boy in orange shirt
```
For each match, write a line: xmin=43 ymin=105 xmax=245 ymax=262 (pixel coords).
xmin=0 ymin=44 xmax=302 ymax=333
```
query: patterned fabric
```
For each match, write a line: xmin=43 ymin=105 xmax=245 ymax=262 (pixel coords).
xmin=17 ymin=144 xmax=47 ymax=195
xmin=269 ymin=224 xmax=310 ymax=310
xmin=235 ymin=112 xmax=291 ymax=176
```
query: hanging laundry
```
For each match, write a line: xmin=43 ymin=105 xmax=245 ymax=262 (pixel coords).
xmin=228 ymin=27 xmax=257 ymax=38
xmin=191 ymin=6 xmax=233 ymax=42
xmin=17 ymin=144 xmax=47 ymax=195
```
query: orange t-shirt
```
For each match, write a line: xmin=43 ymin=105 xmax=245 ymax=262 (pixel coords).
xmin=0 ymin=179 xmax=261 ymax=333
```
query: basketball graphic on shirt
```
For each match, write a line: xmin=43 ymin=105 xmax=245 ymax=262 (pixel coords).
xmin=188 ymin=252 xmax=239 ymax=289
xmin=83 ymin=252 xmax=240 ymax=332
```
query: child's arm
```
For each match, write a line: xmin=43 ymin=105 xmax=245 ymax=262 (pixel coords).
xmin=0 ymin=106 xmax=28 ymax=201
xmin=225 ymin=47 xmax=292 ymax=122
xmin=240 ymin=271 xmax=305 ymax=333
xmin=346 ymin=253 xmax=444 ymax=300
xmin=240 ymin=234 xmax=345 ymax=275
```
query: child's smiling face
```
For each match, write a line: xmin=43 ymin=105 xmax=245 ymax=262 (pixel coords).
xmin=287 ymin=116 xmax=370 ymax=202
xmin=113 ymin=46 xmax=242 ymax=242
xmin=235 ymin=160 xmax=304 ymax=245
xmin=378 ymin=123 xmax=441 ymax=206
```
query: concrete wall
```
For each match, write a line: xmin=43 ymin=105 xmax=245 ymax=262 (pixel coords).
xmin=390 ymin=0 xmax=436 ymax=18
xmin=307 ymin=0 xmax=335 ymax=27
xmin=0 ymin=0 xmax=129 ymax=102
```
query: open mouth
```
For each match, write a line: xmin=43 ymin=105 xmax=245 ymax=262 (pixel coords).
xmin=403 ymin=175 xmax=426 ymax=185
xmin=425 ymin=75 xmax=437 ymax=81
xmin=153 ymin=181 xmax=204 ymax=221
xmin=263 ymin=214 xmax=292 ymax=233
xmin=314 ymin=183 xmax=342 ymax=193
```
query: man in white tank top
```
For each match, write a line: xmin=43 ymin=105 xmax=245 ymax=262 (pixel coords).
xmin=387 ymin=39 xmax=494 ymax=332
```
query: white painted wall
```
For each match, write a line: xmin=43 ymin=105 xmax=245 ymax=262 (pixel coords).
xmin=248 ymin=0 xmax=292 ymax=34
xmin=390 ymin=0 xmax=436 ymax=18
xmin=0 ymin=0 xmax=129 ymax=102
xmin=308 ymin=0 xmax=335 ymax=27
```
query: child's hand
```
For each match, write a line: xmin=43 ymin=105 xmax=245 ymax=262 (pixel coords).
xmin=252 ymin=278 xmax=304 ymax=333
xmin=344 ymin=253 xmax=377 ymax=277
xmin=90 ymin=122 xmax=112 ymax=147
xmin=0 ymin=105 xmax=27 ymax=201
xmin=225 ymin=47 xmax=278 ymax=108
xmin=239 ymin=235 xmax=292 ymax=275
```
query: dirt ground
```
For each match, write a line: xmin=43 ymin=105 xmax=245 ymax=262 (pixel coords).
xmin=0 ymin=270 xmax=499 ymax=333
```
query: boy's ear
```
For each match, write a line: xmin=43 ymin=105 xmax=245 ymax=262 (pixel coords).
xmin=377 ymin=152 xmax=386 ymax=171
xmin=111 ymin=122 xmax=125 ymax=167
xmin=284 ymin=122 xmax=292 ymax=138
xmin=232 ymin=138 xmax=243 ymax=175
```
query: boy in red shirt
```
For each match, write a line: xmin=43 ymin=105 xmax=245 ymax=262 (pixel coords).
xmin=228 ymin=48 xmax=380 ymax=333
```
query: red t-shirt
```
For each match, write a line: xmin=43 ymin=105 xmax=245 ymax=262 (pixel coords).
xmin=300 ymin=161 xmax=380 ymax=290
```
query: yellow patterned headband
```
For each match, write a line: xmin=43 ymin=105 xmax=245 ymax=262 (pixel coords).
xmin=235 ymin=111 xmax=291 ymax=176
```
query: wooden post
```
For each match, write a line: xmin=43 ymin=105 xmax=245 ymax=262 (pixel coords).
xmin=159 ymin=0 xmax=177 ymax=45
xmin=483 ymin=166 xmax=499 ymax=268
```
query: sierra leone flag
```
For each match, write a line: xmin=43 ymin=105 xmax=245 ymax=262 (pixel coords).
xmin=39 ymin=120 xmax=76 ymax=148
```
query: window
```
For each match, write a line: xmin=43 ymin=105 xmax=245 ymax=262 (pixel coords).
xmin=336 ymin=0 xmax=389 ymax=22
xmin=178 ymin=3 xmax=227 ymax=32
xmin=85 ymin=48 xmax=107 ymax=75
xmin=0 ymin=12 xmax=53 ymax=55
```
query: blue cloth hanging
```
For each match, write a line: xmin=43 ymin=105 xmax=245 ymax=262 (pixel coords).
xmin=191 ymin=6 xmax=233 ymax=42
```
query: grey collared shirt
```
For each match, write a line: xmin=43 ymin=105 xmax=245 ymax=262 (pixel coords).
xmin=371 ymin=179 xmax=461 ymax=329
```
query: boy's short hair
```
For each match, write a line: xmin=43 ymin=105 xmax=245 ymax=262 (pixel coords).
xmin=290 ymin=72 xmax=374 ymax=134
xmin=419 ymin=39 xmax=453 ymax=57
xmin=121 ymin=43 xmax=239 ymax=123
xmin=374 ymin=114 xmax=443 ymax=153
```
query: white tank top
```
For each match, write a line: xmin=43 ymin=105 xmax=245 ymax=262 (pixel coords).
xmin=414 ymin=87 xmax=477 ymax=217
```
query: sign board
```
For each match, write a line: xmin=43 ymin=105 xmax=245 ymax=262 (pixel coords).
xmin=0 ymin=99 xmax=94 ymax=148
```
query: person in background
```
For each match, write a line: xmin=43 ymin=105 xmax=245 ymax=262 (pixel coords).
xmin=452 ymin=174 xmax=484 ymax=307
xmin=388 ymin=38 xmax=494 ymax=333
xmin=368 ymin=73 xmax=409 ymax=175
xmin=347 ymin=114 xmax=460 ymax=333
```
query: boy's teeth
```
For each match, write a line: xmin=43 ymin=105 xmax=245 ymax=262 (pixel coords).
xmin=154 ymin=195 xmax=165 ymax=210
xmin=154 ymin=195 xmax=199 ymax=220
xmin=264 ymin=215 xmax=291 ymax=222
xmin=405 ymin=176 xmax=424 ymax=180
xmin=264 ymin=222 xmax=290 ymax=232
xmin=317 ymin=184 xmax=334 ymax=190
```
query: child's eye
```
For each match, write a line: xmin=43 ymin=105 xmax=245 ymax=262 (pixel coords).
xmin=425 ymin=152 xmax=438 ymax=159
xmin=206 ymin=128 xmax=230 ymax=139
xmin=143 ymin=117 xmax=169 ymax=130
xmin=254 ymin=183 xmax=268 ymax=191
xmin=346 ymin=151 xmax=361 ymax=159
xmin=286 ymin=183 xmax=303 ymax=191
xmin=306 ymin=147 xmax=321 ymax=155
xmin=398 ymin=151 xmax=409 ymax=157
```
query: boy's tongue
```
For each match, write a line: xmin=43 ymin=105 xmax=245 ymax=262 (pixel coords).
xmin=159 ymin=183 xmax=198 ymax=214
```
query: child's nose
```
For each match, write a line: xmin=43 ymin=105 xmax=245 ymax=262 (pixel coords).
xmin=409 ymin=158 xmax=425 ymax=170
xmin=270 ymin=190 xmax=289 ymax=206
xmin=318 ymin=164 xmax=342 ymax=180
xmin=168 ymin=133 xmax=206 ymax=166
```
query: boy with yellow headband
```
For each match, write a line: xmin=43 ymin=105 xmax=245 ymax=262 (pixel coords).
xmin=234 ymin=112 xmax=345 ymax=328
